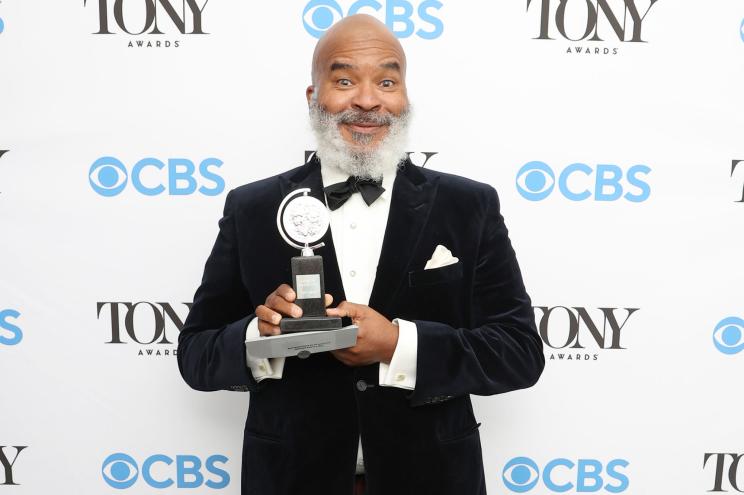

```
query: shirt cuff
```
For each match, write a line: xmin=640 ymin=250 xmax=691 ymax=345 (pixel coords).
xmin=379 ymin=318 xmax=417 ymax=390
xmin=244 ymin=316 xmax=285 ymax=382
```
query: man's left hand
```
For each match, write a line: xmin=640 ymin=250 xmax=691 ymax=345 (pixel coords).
xmin=326 ymin=302 xmax=399 ymax=367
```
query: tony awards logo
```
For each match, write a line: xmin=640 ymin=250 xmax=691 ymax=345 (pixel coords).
xmin=277 ymin=188 xmax=342 ymax=333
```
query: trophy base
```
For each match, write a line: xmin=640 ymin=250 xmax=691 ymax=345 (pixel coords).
xmin=280 ymin=316 xmax=343 ymax=333
xmin=245 ymin=325 xmax=358 ymax=359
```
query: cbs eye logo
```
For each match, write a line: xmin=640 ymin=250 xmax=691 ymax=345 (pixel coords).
xmin=515 ymin=161 xmax=555 ymax=201
xmin=102 ymin=453 xmax=139 ymax=489
xmin=303 ymin=0 xmax=342 ymax=38
xmin=503 ymin=457 xmax=540 ymax=492
xmin=88 ymin=156 xmax=225 ymax=197
xmin=0 ymin=17 xmax=5 ymax=34
xmin=302 ymin=0 xmax=444 ymax=39
xmin=89 ymin=157 xmax=128 ymax=197
xmin=740 ymin=18 xmax=744 ymax=43
xmin=713 ymin=316 xmax=744 ymax=355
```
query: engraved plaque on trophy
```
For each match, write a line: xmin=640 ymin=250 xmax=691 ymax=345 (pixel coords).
xmin=277 ymin=188 xmax=342 ymax=333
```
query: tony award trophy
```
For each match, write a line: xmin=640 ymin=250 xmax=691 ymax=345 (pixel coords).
xmin=244 ymin=188 xmax=357 ymax=360
xmin=276 ymin=188 xmax=342 ymax=332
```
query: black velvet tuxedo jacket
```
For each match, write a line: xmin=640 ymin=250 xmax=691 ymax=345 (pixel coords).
xmin=177 ymin=156 xmax=545 ymax=495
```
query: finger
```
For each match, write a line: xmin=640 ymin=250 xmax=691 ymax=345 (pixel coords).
xmin=275 ymin=284 xmax=296 ymax=302
xmin=325 ymin=307 xmax=346 ymax=318
xmin=324 ymin=293 xmax=333 ymax=307
xmin=326 ymin=301 xmax=356 ymax=318
xmin=257 ymin=319 xmax=281 ymax=336
xmin=255 ymin=305 xmax=282 ymax=326
xmin=326 ymin=301 xmax=350 ymax=317
xmin=266 ymin=292 xmax=303 ymax=318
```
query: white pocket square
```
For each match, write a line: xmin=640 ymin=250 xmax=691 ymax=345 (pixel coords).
xmin=424 ymin=244 xmax=459 ymax=270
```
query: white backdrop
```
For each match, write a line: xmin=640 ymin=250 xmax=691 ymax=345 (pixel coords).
xmin=1 ymin=1 xmax=743 ymax=493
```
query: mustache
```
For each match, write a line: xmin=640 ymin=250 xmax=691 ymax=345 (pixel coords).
xmin=337 ymin=109 xmax=394 ymax=126
xmin=318 ymin=107 xmax=396 ymax=126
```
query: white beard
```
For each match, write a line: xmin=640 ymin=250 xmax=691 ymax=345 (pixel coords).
xmin=309 ymin=102 xmax=411 ymax=180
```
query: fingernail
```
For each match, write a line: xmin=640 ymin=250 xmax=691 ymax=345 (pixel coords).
xmin=273 ymin=315 xmax=281 ymax=324
xmin=292 ymin=306 xmax=302 ymax=318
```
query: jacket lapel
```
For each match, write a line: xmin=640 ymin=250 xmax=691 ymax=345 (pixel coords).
xmin=369 ymin=159 xmax=439 ymax=316
xmin=278 ymin=155 xmax=346 ymax=303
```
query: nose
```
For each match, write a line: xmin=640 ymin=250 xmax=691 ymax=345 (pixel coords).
xmin=351 ymin=82 xmax=382 ymax=112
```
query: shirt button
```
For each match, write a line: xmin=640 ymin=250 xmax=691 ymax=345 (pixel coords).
xmin=349 ymin=270 xmax=356 ymax=277
xmin=258 ymin=364 xmax=267 ymax=373
xmin=350 ymin=222 xmax=357 ymax=229
xmin=356 ymin=380 xmax=368 ymax=392
xmin=394 ymin=373 xmax=406 ymax=382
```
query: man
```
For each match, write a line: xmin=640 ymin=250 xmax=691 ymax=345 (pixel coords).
xmin=178 ymin=14 xmax=544 ymax=495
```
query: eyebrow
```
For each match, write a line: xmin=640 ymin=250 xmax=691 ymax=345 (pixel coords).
xmin=330 ymin=62 xmax=355 ymax=71
xmin=380 ymin=61 xmax=401 ymax=72
xmin=329 ymin=61 xmax=402 ymax=72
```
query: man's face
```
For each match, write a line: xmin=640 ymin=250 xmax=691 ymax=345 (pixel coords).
xmin=307 ymin=36 xmax=409 ymax=150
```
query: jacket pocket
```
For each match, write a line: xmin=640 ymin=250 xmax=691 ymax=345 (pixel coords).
xmin=438 ymin=422 xmax=482 ymax=444
xmin=408 ymin=261 xmax=463 ymax=288
xmin=244 ymin=429 xmax=282 ymax=444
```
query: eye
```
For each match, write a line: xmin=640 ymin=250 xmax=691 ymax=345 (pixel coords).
xmin=89 ymin=157 xmax=128 ymax=197
xmin=337 ymin=78 xmax=353 ymax=87
xmin=516 ymin=161 xmax=555 ymax=201
xmin=502 ymin=457 xmax=540 ymax=492
xmin=380 ymin=79 xmax=395 ymax=88
xmin=302 ymin=0 xmax=343 ymax=39
xmin=713 ymin=316 xmax=744 ymax=355
xmin=102 ymin=453 xmax=139 ymax=489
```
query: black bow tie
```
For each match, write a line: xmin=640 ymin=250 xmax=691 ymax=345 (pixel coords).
xmin=324 ymin=176 xmax=385 ymax=211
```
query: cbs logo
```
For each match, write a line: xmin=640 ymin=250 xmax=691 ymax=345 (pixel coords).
xmin=88 ymin=157 xmax=224 ymax=197
xmin=303 ymin=0 xmax=444 ymax=39
xmin=101 ymin=452 xmax=230 ymax=489
xmin=502 ymin=457 xmax=629 ymax=493
xmin=713 ymin=316 xmax=744 ymax=355
xmin=516 ymin=161 xmax=651 ymax=202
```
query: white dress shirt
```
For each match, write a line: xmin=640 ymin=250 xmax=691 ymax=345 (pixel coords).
xmin=244 ymin=162 xmax=418 ymax=474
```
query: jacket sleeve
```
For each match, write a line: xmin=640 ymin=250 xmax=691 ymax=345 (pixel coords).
xmin=409 ymin=187 xmax=545 ymax=407
xmin=177 ymin=189 xmax=262 ymax=393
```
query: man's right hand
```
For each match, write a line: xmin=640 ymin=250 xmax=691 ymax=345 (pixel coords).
xmin=254 ymin=283 xmax=333 ymax=336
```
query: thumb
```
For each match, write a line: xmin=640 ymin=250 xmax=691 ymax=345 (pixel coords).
xmin=326 ymin=301 xmax=363 ymax=320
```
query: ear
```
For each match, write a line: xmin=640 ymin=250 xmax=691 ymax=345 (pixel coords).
xmin=306 ymin=85 xmax=315 ymax=106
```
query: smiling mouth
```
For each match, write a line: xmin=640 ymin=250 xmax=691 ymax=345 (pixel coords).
xmin=345 ymin=123 xmax=385 ymax=134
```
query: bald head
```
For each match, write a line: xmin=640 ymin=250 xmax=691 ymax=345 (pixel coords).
xmin=311 ymin=14 xmax=407 ymax=86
